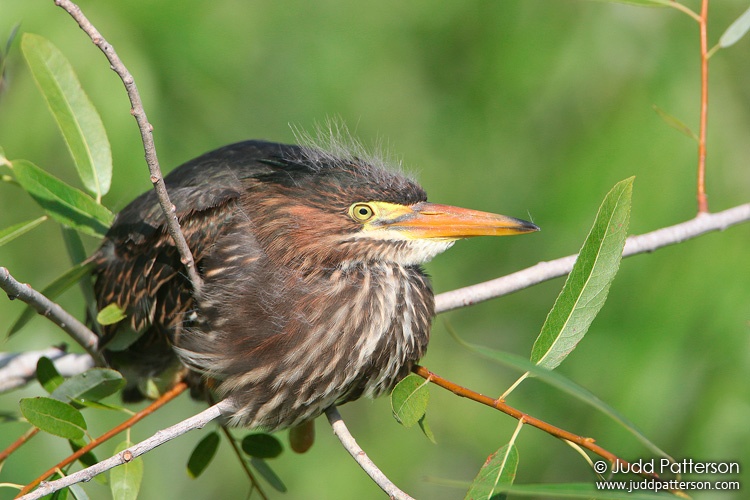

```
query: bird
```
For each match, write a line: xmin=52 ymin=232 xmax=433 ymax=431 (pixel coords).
xmin=92 ymin=138 xmax=538 ymax=432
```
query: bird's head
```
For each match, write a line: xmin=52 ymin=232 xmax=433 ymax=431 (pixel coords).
xmin=244 ymin=143 xmax=539 ymax=269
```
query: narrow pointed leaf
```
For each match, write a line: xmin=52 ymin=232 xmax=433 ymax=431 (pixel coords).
xmin=21 ymin=33 xmax=112 ymax=198
xmin=70 ymin=437 xmax=100 ymax=469
xmin=418 ymin=414 xmax=437 ymax=444
xmin=241 ymin=433 xmax=283 ymax=459
xmin=465 ymin=444 xmax=518 ymax=500
xmin=531 ymin=177 xmax=633 ymax=370
xmin=250 ymin=457 xmax=287 ymax=492
xmin=0 ymin=216 xmax=47 ymax=247
xmin=8 ymin=259 xmax=96 ymax=335
xmin=652 ymin=105 xmax=698 ymax=142
xmin=51 ymin=368 xmax=126 ymax=403
xmin=37 ymin=356 xmax=64 ymax=393
xmin=719 ymin=6 xmax=750 ymax=48
xmin=448 ymin=328 xmax=670 ymax=459
xmin=11 ymin=159 xmax=113 ymax=237
xmin=110 ymin=441 xmax=143 ymax=500
xmin=187 ymin=432 xmax=220 ymax=478
xmin=68 ymin=484 xmax=91 ymax=500
xmin=19 ymin=396 xmax=86 ymax=439
xmin=391 ymin=374 xmax=430 ymax=427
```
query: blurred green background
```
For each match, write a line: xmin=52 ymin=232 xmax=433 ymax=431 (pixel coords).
xmin=1 ymin=1 xmax=748 ymax=498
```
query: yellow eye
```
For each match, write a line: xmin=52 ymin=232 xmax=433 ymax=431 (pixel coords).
xmin=350 ymin=203 xmax=375 ymax=222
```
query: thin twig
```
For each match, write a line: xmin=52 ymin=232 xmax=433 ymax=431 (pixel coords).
xmin=17 ymin=397 xmax=234 ymax=500
xmin=53 ymin=0 xmax=203 ymax=295
xmin=325 ymin=406 xmax=415 ymax=500
xmin=18 ymin=381 xmax=189 ymax=497
xmin=0 ymin=428 xmax=39 ymax=464
xmin=697 ymin=0 xmax=709 ymax=213
xmin=218 ymin=424 xmax=268 ymax=500
xmin=0 ymin=267 xmax=105 ymax=366
xmin=435 ymin=204 xmax=750 ymax=313
xmin=0 ymin=348 xmax=94 ymax=393
xmin=412 ymin=366 xmax=676 ymax=489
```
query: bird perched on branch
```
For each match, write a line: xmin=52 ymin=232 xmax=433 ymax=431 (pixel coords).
xmin=93 ymin=138 xmax=538 ymax=431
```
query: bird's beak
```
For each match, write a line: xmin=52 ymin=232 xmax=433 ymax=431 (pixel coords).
xmin=386 ymin=201 xmax=539 ymax=240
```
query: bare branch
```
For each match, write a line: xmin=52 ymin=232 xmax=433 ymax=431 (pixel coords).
xmin=52 ymin=0 xmax=203 ymax=295
xmin=325 ymin=406 xmax=415 ymax=500
xmin=18 ymin=398 xmax=235 ymax=500
xmin=0 ymin=348 xmax=93 ymax=393
xmin=0 ymin=267 xmax=105 ymax=366
xmin=435 ymin=203 xmax=750 ymax=313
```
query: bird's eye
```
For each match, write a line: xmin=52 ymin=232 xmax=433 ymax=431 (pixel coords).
xmin=350 ymin=203 xmax=375 ymax=222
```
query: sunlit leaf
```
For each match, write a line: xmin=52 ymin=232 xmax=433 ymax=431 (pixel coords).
xmin=719 ymin=6 xmax=750 ymax=48
xmin=391 ymin=374 xmax=430 ymax=427
xmin=19 ymin=397 xmax=87 ymax=440
xmin=110 ymin=441 xmax=143 ymax=500
xmin=11 ymin=159 xmax=113 ymax=237
xmin=241 ymin=433 xmax=283 ymax=459
xmin=0 ymin=216 xmax=47 ymax=247
xmin=51 ymin=368 xmax=126 ymax=403
xmin=97 ymin=303 xmax=126 ymax=326
xmin=465 ymin=444 xmax=518 ymax=500
xmin=250 ymin=457 xmax=287 ymax=492
xmin=531 ymin=177 xmax=633 ymax=370
xmin=8 ymin=259 xmax=95 ymax=336
xmin=21 ymin=33 xmax=112 ymax=199
xmin=37 ymin=356 xmax=64 ymax=393
xmin=187 ymin=432 xmax=220 ymax=479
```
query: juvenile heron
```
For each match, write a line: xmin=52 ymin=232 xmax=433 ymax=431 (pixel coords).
xmin=93 ymin=139 xmax=538 ymax=431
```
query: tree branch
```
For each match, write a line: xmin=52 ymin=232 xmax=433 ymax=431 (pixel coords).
xmin=325 ymin=406 xmax=415 ymax=500
xmin=53 ymin=0 xmax=203 ymax=295
xmin=17 ymin=398 xmax=234 ymax=500
xmin=435 ymin=204 xmax=750 ymax=313
xmin=0 ymin=348 xmax=93 ymax=393
xmin=0 ymin=267 xmax=105 ymax=366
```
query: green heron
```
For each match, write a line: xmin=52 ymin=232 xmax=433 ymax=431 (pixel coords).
xmin=93 ymin=139 xmax=538 ymax=431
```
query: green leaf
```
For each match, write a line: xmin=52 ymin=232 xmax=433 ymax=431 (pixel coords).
xmin=10 ymin=159 xmax=113 ymax=237
xmin=187 ymin=432 xmax=220 ymax=479
xmin=21 ymin=33 xmax=112 ymax=199
xmin=531 ymin=177 xmax=633 ymax=370
xmin=391 ymin=373 xmax=430 ymax=427
xmin=241 ymin=433 xmax=283 ymax=459
xmin=249 ymin=457 xmax=287 ymax=492
xmin=97 ymin=303 xmax=127 ymax=326
xmin=70 ymin=437 xmax=99 ymax=469
xmin=51 ymin=368 xmax=126 ymax=403
xmin=68 ymin=483 xmax=91 ymax=500
xmin=447 ymin=327 xmax=671 ymax=460
xmin=465 ymin=444 xmax=518 ymax=500
xmin=418 ymin=414 xmax=437 ymax=444
xmin=37 ymin=356 xmax=64 ymax=393
xmin=0 ymin=216 xmax=47 ymax=247
xmin=19 ymin=397 xmax=87 ymax=440
xmin=8 ymin=259 xmax=95 ymax=336
xmin=110 ymin=441 xmax=143 ymax=500
xmin=651 ymin=104 xmax=698 ymax=142
xmin=720 ymin=6 xmax=750 ymax=49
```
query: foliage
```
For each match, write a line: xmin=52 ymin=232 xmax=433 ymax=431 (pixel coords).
xmin=0 ymin=1 xmax=748 ymax=499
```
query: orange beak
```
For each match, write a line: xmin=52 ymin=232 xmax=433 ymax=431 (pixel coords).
xmin=388 ymin=202 xmax=539 ymax=240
